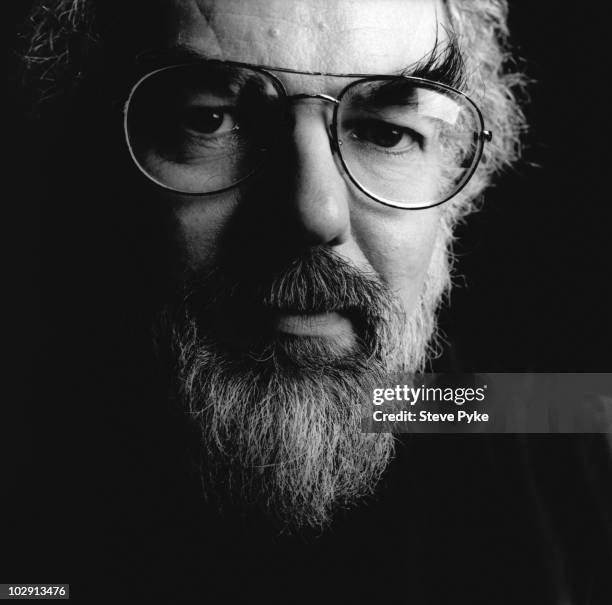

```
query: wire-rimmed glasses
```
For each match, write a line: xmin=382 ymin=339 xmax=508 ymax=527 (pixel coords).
xmin=123 ymin=60 xmax=491 ymax=210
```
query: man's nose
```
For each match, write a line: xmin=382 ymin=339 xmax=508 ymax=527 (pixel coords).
xmin=288 ymin=107 xmax=351 ymax=246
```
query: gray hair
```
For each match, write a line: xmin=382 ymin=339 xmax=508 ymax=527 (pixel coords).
xmin=444 ymin=0 xmax=527 ymax=219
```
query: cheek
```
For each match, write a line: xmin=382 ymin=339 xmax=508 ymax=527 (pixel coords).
xmin=353 ymin=208 xmax=443 ymax=313
xmin=168 ymin=192 xmax=239 ymax=270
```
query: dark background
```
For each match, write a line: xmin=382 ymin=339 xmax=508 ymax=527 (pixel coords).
xmin=443 ymin=4 xmax=611 ymax=372
xmin=4 ymin=2 xmax=612 ymax=604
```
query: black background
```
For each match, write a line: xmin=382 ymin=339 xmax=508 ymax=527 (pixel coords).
xmin=444 ymin=4 xmax=611 ymax=372
xmin=4 ymin=2 xmax=612 ymax=604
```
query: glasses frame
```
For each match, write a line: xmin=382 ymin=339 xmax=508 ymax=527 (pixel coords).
xmin=123 ymin=59 xmax=492 ymax=210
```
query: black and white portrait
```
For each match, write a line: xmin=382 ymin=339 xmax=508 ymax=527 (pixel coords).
xmin=5 ymin=1 xmax=612 ymax=603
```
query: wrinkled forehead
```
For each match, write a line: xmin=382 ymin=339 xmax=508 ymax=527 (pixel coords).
xmin=167 ymin=0 xmax=448 ymax=74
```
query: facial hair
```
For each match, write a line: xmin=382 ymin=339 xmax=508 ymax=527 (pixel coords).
xmin=156 ymin=242 xmax=450 ymax=532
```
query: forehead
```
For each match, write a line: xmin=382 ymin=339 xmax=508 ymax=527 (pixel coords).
xmin=167 ymin=0 xmax=447 ymax=74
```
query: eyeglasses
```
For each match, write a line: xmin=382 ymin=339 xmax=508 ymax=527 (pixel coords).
xmin=123 ymin=60 xmax=491 ymax=210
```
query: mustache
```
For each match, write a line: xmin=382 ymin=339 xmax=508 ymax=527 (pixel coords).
xmin=159 ymin=246 xmax=408 ymax=370
xmin=181 ymin=247 xmax=395 ymax=320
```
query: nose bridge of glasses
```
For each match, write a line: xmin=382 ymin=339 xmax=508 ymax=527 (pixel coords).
xmin=282 ymin=93 xmax=340 ymax=154
xmin=287 ymin=93 xmax=340 ymax=105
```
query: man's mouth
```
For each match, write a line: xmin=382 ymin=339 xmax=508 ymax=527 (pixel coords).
xmin=273 ymin=311 xmax=354 ymax=338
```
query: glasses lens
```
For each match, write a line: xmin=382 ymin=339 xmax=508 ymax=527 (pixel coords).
xmin=336 ymin=78 xmax=483 ymax=207
xmin=125 ymin=63 xmax=281 ymax=194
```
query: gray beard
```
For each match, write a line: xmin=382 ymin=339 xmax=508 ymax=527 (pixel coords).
xmin=157 ymin=243 xmax=450 ymax=531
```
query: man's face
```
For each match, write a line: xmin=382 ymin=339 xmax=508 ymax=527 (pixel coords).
xmin=147 ymin=0 xmax=452 ymax=530
xmin=164 ymin=0 xmax=448 ymax=343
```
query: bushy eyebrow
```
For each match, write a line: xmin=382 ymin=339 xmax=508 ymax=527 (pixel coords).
xmin=403 ymin=36 xmax=466 ymax=89
xmin=136 ymin=37 xmax=466 ymax=89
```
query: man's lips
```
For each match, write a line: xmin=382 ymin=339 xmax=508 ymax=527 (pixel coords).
xmin=273 ymin=311 xmax=354 ymax=337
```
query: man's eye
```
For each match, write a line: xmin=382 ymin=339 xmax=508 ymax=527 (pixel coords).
xmin=179 ymin=107 xmax=239 ymax=136
xmin=348 ymin=120 xmax=423 ymax=150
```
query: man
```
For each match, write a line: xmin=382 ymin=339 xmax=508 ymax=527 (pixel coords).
xmin=120 ymin=0 xmax=522 ymax=530
xmin=23 ymin=0 xmax=595 ymax=602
